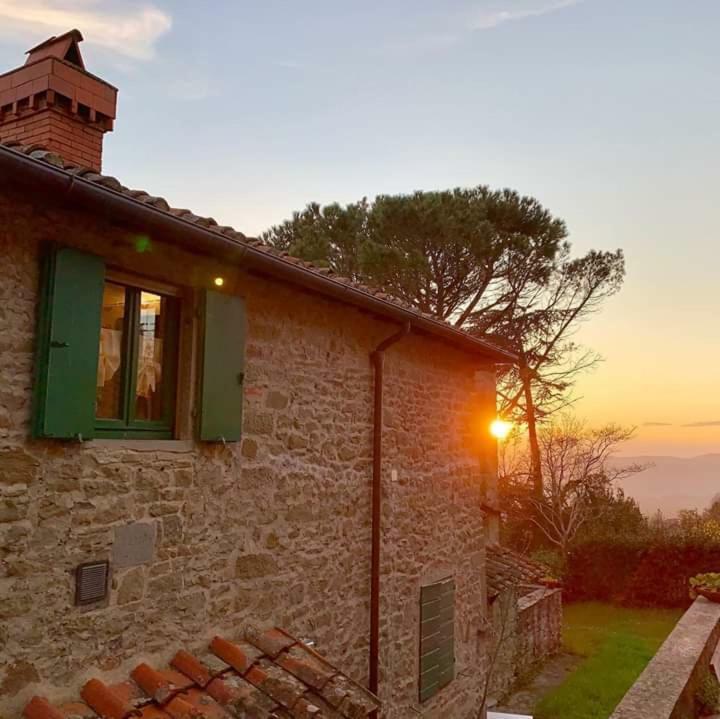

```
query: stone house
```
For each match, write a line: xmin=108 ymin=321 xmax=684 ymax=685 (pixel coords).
xmin=0 ymin=31 xmax=538 ymax=719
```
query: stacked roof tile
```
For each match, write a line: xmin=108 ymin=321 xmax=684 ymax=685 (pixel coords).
xmin=22 ymin=628 xmax=380 ymax=719
xmin=486 ymin=544 xmax=559 ymax=600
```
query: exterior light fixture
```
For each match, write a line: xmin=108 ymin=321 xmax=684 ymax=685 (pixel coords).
xmin=213 ymin=277 xmax=225 ymax=287
xmin=490 ymin=419 xmax=512 ymax=440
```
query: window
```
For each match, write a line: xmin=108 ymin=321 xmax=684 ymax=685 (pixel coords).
xmin=95 ymin=280 xmax=179 ymax=438
xmin=33 ymin=245 xmax=247 ymax=442
xmin=419 ymin=577 xmax=455 ymax=702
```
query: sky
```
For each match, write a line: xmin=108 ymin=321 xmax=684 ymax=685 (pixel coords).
xmin=0 ymin=0 xmax=718 ymax=457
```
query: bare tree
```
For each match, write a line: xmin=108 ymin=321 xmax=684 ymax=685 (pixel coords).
xmin=502 ymin=417 xmax=645 ymax=559
xmin=472 ymin=246 xmax=626 ymax=496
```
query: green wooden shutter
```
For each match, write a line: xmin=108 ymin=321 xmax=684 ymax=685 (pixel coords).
xmin=33 ymin=246 xmax=105 ymax=439
xmin=419 ymin=577 xmax=455 ymax=702
xmin=200 ymin=290 xmax=246 ymax=442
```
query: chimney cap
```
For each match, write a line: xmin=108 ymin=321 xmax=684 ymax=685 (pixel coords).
xmin=25 ymin=29 xmax=85 ymax=69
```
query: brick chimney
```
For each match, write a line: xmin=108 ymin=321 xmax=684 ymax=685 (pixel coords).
xmin=0 ymin=30 xmax=117 ymax=171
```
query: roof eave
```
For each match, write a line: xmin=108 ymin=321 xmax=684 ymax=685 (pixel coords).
xmin=0 ymin=144 xmax=518 ymax=364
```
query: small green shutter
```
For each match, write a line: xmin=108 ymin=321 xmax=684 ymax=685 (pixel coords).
xmin=200 ymin=290 xmax=246 ymax=442
xmin=33 ymin=246 xmax=105 ymax=439
xmin=419 ymin=577 xmax=455 ymax=702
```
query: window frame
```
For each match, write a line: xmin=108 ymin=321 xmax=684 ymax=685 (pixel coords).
xmin=94 ymin=271 xmax=181 ymax=440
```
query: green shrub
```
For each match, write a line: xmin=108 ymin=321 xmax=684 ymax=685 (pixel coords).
xmin=565 ymin=539 xmax=720 ymax=607
xmin=695 ymin=671 xmax=720 ymax=716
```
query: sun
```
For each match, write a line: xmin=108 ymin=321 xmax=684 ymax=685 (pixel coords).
xmin=490 ymin=419 xmax=513 ymax=440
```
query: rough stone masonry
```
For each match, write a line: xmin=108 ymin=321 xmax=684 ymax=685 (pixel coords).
xmin=0 ymin=186 xmax=500 ymax=719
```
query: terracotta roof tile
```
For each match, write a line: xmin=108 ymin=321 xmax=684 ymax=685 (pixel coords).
xmin=0 ymin=140 xmax=515 ymax=363
xmin=24 ymin=697 xmax=64 ymax=719
xmin=170 ymin=652 xmax=212 ymax=689
xmin=165 ymin=689 xmax=228 ymax=719
xmin=54 ymin=703 xmax=96 ymax=719
xmin=248 ymin=628 xmax=296 ymax=659
xmin=189 ymin=651 xmax=228 ymax=680
xmin=244 ymin=659 xmax=308 ymax=708
xmin=209 ymin=636 xmax=262 ymax=674
xmin=289 ymin=697 xmax=323 ymax=718
xmin=319 ymin=675 xmax=378 ymax=719
xmin=486 ymin=543 xmax=559 ymax=600
xmin=156 ymin=696 xmax=194 ymax=719
xmin=105 ymin=681 xmax=147 ymax=711
xmin=80 ymin=679 xmax=136 ymax=719
xmin=275 ymin=645 xmax=336 ymax=690
xmin=298 ymin=695 xmax=343 ymax=719
xmin=206 ymin=673 xmax=279 ymax=717
xmin=22 ymin=629 xmax=379 ymax=719
xmin=135 ymin=708 xmax=168 ymax=719
xmin=130 ymin=664 xmax=186 ymax=705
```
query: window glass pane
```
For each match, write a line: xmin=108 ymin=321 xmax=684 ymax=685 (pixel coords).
xmin=135 ymin=291 xmax=171 ymax=422
xmin=96 ymin=282 xmax=126 ymax=419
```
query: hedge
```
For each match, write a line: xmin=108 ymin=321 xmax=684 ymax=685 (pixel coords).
xmin=564 ymin=539 xmax=720 ymax=607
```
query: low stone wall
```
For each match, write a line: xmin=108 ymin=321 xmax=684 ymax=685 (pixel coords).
xmin=516 ymin=588 xmax=562 ymax=676
xmin=487 ymin=587 xmax=562 ymax=700
xmin=610 ymin=597 xmax=720 ymax=719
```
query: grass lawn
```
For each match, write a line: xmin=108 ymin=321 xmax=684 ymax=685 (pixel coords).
xmin=534 ymin=601 xmax=683 ymax=719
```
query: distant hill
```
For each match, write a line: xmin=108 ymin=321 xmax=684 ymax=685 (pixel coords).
xmin=610 ymin=454 xmax=720 ymax=517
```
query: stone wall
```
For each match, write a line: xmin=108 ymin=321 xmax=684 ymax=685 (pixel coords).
xmin=610 ymin=596 xmax=720 ymax=719
xmin=486 ymin=588 xmax=562 ymax=701
xmin=516 ymin=588 xmax=563 ymax=675
xmin=0 ymin=188 xmax=499 ymax=719
xmin=485 ymin=591 xmax=520 ymax=702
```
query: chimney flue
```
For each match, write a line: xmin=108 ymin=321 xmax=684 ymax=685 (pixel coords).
xmin=0 ymin=29 xmax=117 ymax=171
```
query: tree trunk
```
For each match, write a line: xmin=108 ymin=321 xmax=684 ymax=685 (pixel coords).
xmin=520 ymin=354 xmax=543 ymax=498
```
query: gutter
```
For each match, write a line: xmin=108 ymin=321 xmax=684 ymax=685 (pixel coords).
xmin=0 ymin=145 xmax=516 ymax=364
xmin=369 ymin=322 xmax=411 ymax=715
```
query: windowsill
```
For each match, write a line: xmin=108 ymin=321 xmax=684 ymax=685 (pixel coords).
xmin=84 ymin=439 xmax=195 ymax=452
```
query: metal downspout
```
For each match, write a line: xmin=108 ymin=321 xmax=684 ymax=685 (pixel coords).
xmin=369 ymin=322 xmax=411 ymax=714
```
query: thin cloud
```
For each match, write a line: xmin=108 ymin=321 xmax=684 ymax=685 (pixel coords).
xmin=0 ymin=0 xmax=171 ymax=60
xmin=378 ymin=32 xmax=460 ymax=57
xmin=470 ymin=0 xmax=584 ymax=31
xmin=378 ymin=1 xmax=583 ymax=58
xmin=682 ymin=420 xmax=720 ymax=428
xmin=643 ymin=422 xmax=673 ymax=427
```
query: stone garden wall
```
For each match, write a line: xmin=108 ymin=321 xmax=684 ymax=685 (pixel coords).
xmin=516 ymin=588 xmax=563 ymax=675
xmin=610 ymin=596 xmax=720 ymax=719
xmin=0 ymin=188 xmax=498 ymax=719
xmin=486 ymin=587 xmax=562 ymax=701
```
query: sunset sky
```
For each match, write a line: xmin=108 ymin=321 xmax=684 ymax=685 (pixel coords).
xmin=1 ymin=0 xmax=718 ymax=457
